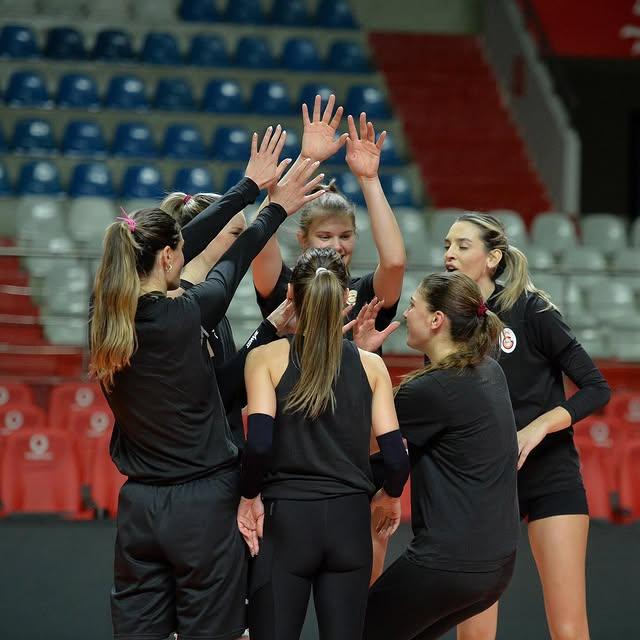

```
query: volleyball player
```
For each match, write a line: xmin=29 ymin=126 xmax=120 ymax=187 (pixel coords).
xmin=364 ymin=272 xmax=520 ymax=640
xmin=161 ymin=191 xmax=295 ymax=452
xmin=89 ymin=125 xmax=327 ymax=640
xmin=252 ymin=96 xmax=406 ymax=342
xmin=444 ymin=213 xmax=611 ymax=640
xmin=237 ymin=247 xmax=410 ymax=640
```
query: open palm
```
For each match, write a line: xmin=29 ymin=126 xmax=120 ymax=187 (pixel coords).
xmin=346 ymin=113 xmax=386 ymax=180
xmin=301 ymin=94 xmax=348 ymax=162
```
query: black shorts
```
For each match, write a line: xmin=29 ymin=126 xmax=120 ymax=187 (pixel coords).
xmin=519 ymin=487 xmax=589 ymax=522
xmin=112 ymin=469 xmax=247 ymax=640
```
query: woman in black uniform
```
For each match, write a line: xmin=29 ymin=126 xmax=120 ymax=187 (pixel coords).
xmin=444 ymin=213 xmax=611 ymax=640
xmin=252 ymin=96 xmax=406 ymax=341
xmin=161 ymin=189 xmax=295 ymax=452
xmin=238 ymin=247 xmax=410 ymax=640
xmin=89 ymin=126 xmax=326 ymax=640
xmin=364 ymin=271 xmax=520 ymax=640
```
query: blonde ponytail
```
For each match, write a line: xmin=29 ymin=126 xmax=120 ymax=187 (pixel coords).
xmin=285 ymin=248 xmax=349 ymax=418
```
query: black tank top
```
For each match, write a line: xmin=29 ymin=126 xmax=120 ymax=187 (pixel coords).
xmin=262 ymin=338 xmax=376 ymax=500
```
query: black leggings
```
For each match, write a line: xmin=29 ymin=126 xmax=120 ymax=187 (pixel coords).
xmin=364 ymin=553 xmax=516 ymax=640
xmin=248 ymin=493 xmax=372 ymax=640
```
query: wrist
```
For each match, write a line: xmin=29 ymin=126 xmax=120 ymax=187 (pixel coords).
xmin=357 ymin=174 xmax=380 ymax=185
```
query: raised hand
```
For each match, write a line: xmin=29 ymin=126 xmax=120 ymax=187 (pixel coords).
xmin=245 ymin=125 xmax=290 ymax=190
xmin=301 ymin=94 xmax=349 ymax=162
xmin=269 ymin=158 xmax=326 ymax=216
xmin=346 ymin=113 xmax=387 ymax=180
xmin=351 ymin=297 xmax=400 ymax=353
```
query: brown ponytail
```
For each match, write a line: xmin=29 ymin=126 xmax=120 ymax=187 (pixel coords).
xmin=285 ymin=247 xmax=349 ymax=418
xmin=456 ymin=213 xmax=556 ymax=313
xmin=397 ymin=272 xmax=504 ymax=391
xmin=89 ymin=208 xmax=181 ymax=390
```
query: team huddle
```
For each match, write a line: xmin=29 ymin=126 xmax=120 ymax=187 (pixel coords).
xmin=89 ymin=96 xmax=610 ymax=640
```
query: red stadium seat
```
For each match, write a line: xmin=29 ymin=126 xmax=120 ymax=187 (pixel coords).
xmin=0 ymin=404 xmax=47 ymax=466
xmin=90 ymin=437 xmax=126 ymax=517
xmin=68 ymin=407 xmax=114 ymax=485
xmin=48 ymin=382 xmax=107 ymax=430
xmin=0 ymin=381 xmax=34 ymax=407
xmin=607 ymin=391 xmax=640 ymax=424
xmin=574 ymin=439 xmax=616 ymax=521
xmin=0 ymin=429 xmax=81 ymax=515
xmin=619 ymin=441 xmax=640 ymax=522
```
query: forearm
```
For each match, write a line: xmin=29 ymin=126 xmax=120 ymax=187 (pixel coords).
xmin=182 ymin=177 xmax=260 ymax=262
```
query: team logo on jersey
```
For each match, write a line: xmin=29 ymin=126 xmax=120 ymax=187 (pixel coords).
xmin=500 ymin=327 xmax=517 ymax=354
xmin=347 ymin=289 xmax=358 ymax=305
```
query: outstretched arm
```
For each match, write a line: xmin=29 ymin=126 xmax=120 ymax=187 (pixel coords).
xmin=346 ymin=113 xmax=405 ymax=308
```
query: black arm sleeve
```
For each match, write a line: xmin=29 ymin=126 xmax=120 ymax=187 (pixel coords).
xmin=376 ymin=430 xmax=410 ymax=497
xmin=214 ymin=320 xmax=278 ymax=409
xmin=181 ymin=177 xmax=260 ymax=263
xmin=526 ymin=297 xmax=611 ymax=423
xmin=185 ymin=203 xmax=287 ymax=328
xmin=240 ymin=413 xmax=275 ymax=499
xmin=555 ymin=341 xmax=611 ymax=423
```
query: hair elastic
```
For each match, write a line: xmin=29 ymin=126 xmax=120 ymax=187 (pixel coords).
xmin=477 ymin=301 xmax=488 ymax=317
xmin=315 ymin=267 xmax=329 ymax=276
xmin=183 ymin=194 xmax=192 ymax=204
xmin=116 ymin=207 xmax=136 ymax=233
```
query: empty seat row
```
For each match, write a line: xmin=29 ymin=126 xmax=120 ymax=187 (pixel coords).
xmin=0 ymin=118 xmax=403 ymax=165
xmin=430 ymin=208 xmax=640 ymax=252
xmin=0 ymin=160 xmax=417 ymax=204
xmin=0 ymin=25 xmax=368 ymax=72
xmin=2 ymin=71 xmax=391 ymax=117
xmin=0 ymin=0 xmax=356 ymax=29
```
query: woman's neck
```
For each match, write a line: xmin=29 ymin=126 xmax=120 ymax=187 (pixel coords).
xmin=139 ymin=274 xmax=167 ymax=297
xmin=478 ymin=276 xmax=496 ymax=302
xmin=423 ymin=336 xmax=458 ymax=366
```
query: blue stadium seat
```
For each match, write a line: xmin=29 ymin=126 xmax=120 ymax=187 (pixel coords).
xmin=105 ymin=76 xmax=148 ymax=110
xmin=92 ymin=30 xmax=134 ymax=62
xmin=223 ymin=168 xmax=246 ymax=193
xmin=282 ymin=130 xmax=301 ymax=161
xmin=282 ymin=38 xmax=322 ymax=72
xmin=202 ymin=79 xmax=245 ymax=113
xmin=316 ymin=0 xmax=357 ymax=29
xmin=179 ymin=0 xmax=219 ymax=22
xmin=154 ymin=78 xmax=196 ymax=111
xmin=0 ymin=24 xmax=39 ymax=59
xmin=211 ymin=127 xmax=251 ymax=161
xmin=173 ymin=166 xmax=215 ymax=194
xmin=345 ymin=85 xmax=391 ymax=119
xmin=112 ymin=122 xmax=157 ymax=158
xmin=69 ymin=162 xmax=115 ymax=198
xmin=44 ymin=27 xmax=86 ymax=60
xmin=380 ymin=173 xmax=415 ymax=206
xmin=0 ymin=124 xmax=6 ymax=152
xmin=0 ymin=162 xmax=12 ymax=195
xmin=61 ymin=121 xmax=107 ymax=156
xmin=141 ymin=32 xmax=182 ymax=66
xmin=235 ymin=36 xmax=275 ymax=68
xmin=17 ymin=161 xmax=63 ymax=195
xmin=162 ymin=124 xmax=206 ymax=160
xmin=335 ymin=172 xmax=365 ymax=206
xmin=5 ymin=71 xmax=50 ymax=107
xmin=379 ymin=132 xmax=402 ymax=166
xmin=11 ymin=118 xmax=56 ymax=154
xmin=250 ymin=81 xmax=292 ymax=115
xmin=298 ymin=84 xmax=336 ymax=111
xmin=121 ymin=165 xmax=164 ymax=199
xmin=225 ymin=0 xmax=264 ymax=24
xmin=188 ymin=34 xmax=229 ymax=67
xmin=56 ymin=74 xmax=100 ymax=109
xmin=270 ymin=0 xmax=309 ymax=26
xmin=327 ymin=41 xmax=369 ymax=73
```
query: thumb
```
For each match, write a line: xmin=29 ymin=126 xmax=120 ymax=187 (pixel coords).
xmin=382 ymin=321 xmax=401 ymax=338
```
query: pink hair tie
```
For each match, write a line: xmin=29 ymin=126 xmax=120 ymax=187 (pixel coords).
xmin=477 ymin=301 xmax=488 ymax=317
xmin=183 ymin=194 xmax=192 ymax=204
xmin=116 ymin=207 xmax=136 ymax=233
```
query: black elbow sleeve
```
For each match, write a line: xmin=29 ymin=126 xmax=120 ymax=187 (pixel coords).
xmin=376 ymin=430 xmax=410 ymax=498
xmin=240 ymin=413 xmax=274 ymax=499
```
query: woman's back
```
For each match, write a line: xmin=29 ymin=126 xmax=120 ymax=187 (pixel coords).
xmin=395 ymin=357 xmax=519 ymax=571
xmin=262 ymin=337 xmax=375 ymax=500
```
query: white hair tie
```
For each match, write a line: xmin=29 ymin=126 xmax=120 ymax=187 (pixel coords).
xmin=315 ymin=267 xmax=329 ymax=276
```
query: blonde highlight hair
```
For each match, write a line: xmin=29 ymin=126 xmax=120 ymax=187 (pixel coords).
xmin=397 ymin=272 xmax=504 ymax=391
xmin=297 ymin=180 xmax=356 ymax=241
xmin=89 ymin=209 xmax=181 ymax=390
xmin=160 ymin=191 xmax=221 ymax=228
xmin=457 ymin=213 xmax=555 ymax=313
xmin=285 ymin=247 xmax=349 ymax=419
